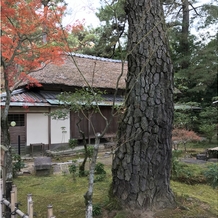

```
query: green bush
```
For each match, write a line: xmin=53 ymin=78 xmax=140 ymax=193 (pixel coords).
xmin=95 ymin=162 xmax=106 ymax=175
xmin=68 ymin=138 xmax=78 ymax=149
xmin=69 ymin=160 xmax=77 ymax=179
xmin=94 ymin=174 xmax=106 ymax=182
xmin=93 ymin=203 xmax=102 ymax=216
xmin=94 ymin=162 xmax=106 ymax=182
xmin=204 ymin=164 xmax=218 ymax=189
xmin=199 ymin=124 xmax=216 ymax=143
xmin=87 ymin=145 xmax=94 ymax=159
xmin=13 ymin=154 xmax=25 ymax=177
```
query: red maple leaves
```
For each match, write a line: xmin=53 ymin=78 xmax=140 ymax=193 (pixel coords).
xmin=1 ymin=0 xmax=73 ymax=90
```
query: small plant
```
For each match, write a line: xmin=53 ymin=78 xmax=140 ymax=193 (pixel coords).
xmin=95 ymin=162 xmax=106 ymax=175
xmin=69 ymin=160 xmax=77 ymax=180
xmin=204 ymin=164 xmax=218 ymax=189
xmin=94 ymin=174 xmax=106 ymax=182
xmin=94 ymin=162 xmax=106 ymax=182
xmin=68 ymin=138 xmax=78 ymax=149
xmin=13 ymin=154 xmax=25 ymax=177
xmin=171 ymin=152 xmax=195 ymax=184
xmin=92 ymin=203 xmax=102 ymax=216
xmin=87 ymin=145 xmax=94 ymax=159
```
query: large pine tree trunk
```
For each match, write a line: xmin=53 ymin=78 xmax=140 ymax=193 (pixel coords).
xmin=111 ymin=0 xmax=175 ymax=210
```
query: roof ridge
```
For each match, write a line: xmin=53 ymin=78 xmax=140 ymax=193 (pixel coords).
xmin=69 ymin=53 xmax=126 ymax=63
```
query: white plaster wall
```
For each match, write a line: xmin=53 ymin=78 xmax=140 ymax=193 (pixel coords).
xmin=27 ymin=113 xmax=48 ymax=145
xmin=50 ymin=114 xmax=70 ymax=144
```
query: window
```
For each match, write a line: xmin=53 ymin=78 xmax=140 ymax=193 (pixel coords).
xmin=8 ymin=114 xmax=25 ymax=126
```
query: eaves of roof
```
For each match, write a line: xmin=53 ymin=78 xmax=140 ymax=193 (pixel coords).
xmin=0 ymin=89 xmax=124 ymax=107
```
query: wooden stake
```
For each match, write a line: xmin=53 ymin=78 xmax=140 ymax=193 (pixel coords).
xmin=11 ymin=191 xmax=15 ymax=218
xmin=47 ymin=204 xmax=53 ymax=218
xmin=29 ymin=201 xmax=33 ymax=218
xmin=27 ymin=194 xmax=32 ymax=215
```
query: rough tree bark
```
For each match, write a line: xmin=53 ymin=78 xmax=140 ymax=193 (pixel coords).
xmin=111 ymin=0 xmax=175 ymax=210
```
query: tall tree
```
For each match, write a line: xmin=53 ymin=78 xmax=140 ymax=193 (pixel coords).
xmin=1 ymin=0 xmax=69 ymax=182
xmin=93 ymin=0 xmax=127 ymax=59
xmin=111 ymin=0 xmax=175 ymax=211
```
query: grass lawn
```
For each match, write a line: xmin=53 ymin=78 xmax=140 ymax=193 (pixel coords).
xmin=13 ymin=163 xmax=218 ymax=218
xmin=12 ymin=141 xmax=218 ymax=217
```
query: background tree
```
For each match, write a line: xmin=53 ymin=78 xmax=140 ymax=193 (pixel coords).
xmin=1 ymin=0 xmax=69 ymax=183
xmin=166 ymin=0 xmax=218 ymax=105
xmin=111 ymin=0 xmax=175 ymax=211
xmin=92 ymin=0 xmax=218 ymax=105
xmin=79 ymin=0 xmax=128 ymax=59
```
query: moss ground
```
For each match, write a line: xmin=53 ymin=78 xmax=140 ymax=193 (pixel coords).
xmin=13 ymin=142 xmax=218 ymax=218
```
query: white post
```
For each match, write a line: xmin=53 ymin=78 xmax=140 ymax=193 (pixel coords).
xmin=47 ymin=204 xmax=53 ymax=218
xmin=27 ymin=194 xmax=32 ymax=215
xmin=29 ymin=201 xmax=33 ymax=218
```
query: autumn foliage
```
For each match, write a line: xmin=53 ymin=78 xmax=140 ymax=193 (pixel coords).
xmin=172 ymin=128 xmax=201 ymax=143
xmin=1 ymin=0 xmax=70 ymax=90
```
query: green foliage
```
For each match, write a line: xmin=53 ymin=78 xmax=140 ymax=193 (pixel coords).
xmin=58 ymin=88 xmax=105 ymax=112
xmin=94 ymin=162 xmax=106 ymax=182
xmin=79 ymin=169 xmax=89 ymax=177
xmin=49 ymin=88 xmax=105 ymax=120
xmin=171 ymin=151 xmax=206 ymax=184
xmin=48 ymin=108 xmax=69 ymax=120
xmin=204 ymin=164 xmax=218 ymax=189
xmin=93 ymin=0 xmax=127 ymax=59
xmin=69 ymin=160 xmax=77 ymax=180
xmin=198 ymin=106 xmax=217 ymax=141
xmin=95 ymin=162 xmax=106 ymax=175
xmin=12 ymin=154 xmax=25 ymax=177
xmin=199 ymin=124 xmax=216 ymax=142
xmin=199 ymin=106 xmax=218 ymax=125
xmin=94 ymin=174 xmax=106 ymax=182
xmin=92 ymin=203 xmax=102 ymax=216
xmin=174 ymin=109 xmax=199 ymax=130
xmin=68 ymin=138 xmax=78 ymax=149
xmin=87 ymin=145 xmax=94 ymax=159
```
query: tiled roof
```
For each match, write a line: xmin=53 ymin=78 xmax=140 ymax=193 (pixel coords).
xmin=0 ymin=89 xmax=124 ymax=107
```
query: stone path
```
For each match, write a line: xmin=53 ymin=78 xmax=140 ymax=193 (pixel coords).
xmin=20 ymin=148 xmax=113 ymax=175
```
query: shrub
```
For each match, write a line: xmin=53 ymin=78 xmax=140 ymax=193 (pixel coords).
xmin=94 ymin=174 xmax=106 ymax=182
xmin=13 ymin=154 xmax=25 ymax=177
xmin=172 ymin=128 xmax=201 ymax=150
xmin=172 ymin=128 xmax=201 ymax=142
xmin=94 ymin=162 xmax=106 ymax=182
xmin=68 ymin=138 xmax=78 ymax=149
xmin=69 ymin=160 xmax=77 ymax=180
xmin=95 ymin=162 xmax=106 ymax=175
xmin=199 ymin=124 xmax=216 ymax=143
xmin=87 ymin=145 xmax=94 ymax=159
xmin=171 ymin=151 xmax=206 ymax=184
xmin=204 ymin=164 xmax=218 ymax=189
xmin=93 ymin=203 xmax=102 ymax=216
